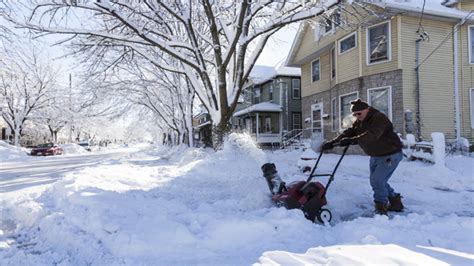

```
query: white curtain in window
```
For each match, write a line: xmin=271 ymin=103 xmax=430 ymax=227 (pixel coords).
xmin=369 ymin=23 xmax=388 ymax=63
xmin=368 ymin=87 xmax=391 ymax=120
xmin=312 ymin=60 xmax=320 ymax=82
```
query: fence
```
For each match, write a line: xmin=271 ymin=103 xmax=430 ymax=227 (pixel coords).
xmin=402 ymin=133 xmax=446 ymax=165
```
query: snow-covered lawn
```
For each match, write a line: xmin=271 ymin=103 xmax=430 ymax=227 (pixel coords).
xmin=1 ymin=135 xmax=473 ymax=265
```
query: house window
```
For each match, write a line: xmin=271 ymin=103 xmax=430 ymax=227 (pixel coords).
xmin=292 ymin=112 xmax=302 ymax=130
xmin=323 ymin=12 xmax=341 ymax=34
xmin=331 ymin=47 xmax=336 ymax=79
xmin=254 ymin=88 xmax=261 ymax=104
xmin=331 ymin=98 xmax=337 ymax=132
xmin=311 ymin=59 xmax=320 ymax=82
xmin=292 ymin=79 xmax=300 ymax=99
xmin=339 ymin=92 xmax=358 ymax=130
xmin=471 ymin=88 xmax=474 ymax=128
xmin=367 ymin=21 xmax=391 ymax=64
xmin=269 ymin=84 xmax=273 ymax=101
xmin=311 ymin=103 xmax=324 ymax=139
xmin=324 ymin=17 xmax=333 ymax=33
xmin=339 ymin=32 xmax=356 ymax=54
xmin=368 ymin=86 xmax=392 ymax=121
xmin=469 ymin=26 xmax=474 ymax=64
xmin=265 ymin=117 xmax=272 ymax=133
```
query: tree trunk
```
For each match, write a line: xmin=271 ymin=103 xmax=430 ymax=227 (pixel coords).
xmin=212 ymin=116 xmax=232 ymax=149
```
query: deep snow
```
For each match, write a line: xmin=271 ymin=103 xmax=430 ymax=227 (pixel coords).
xmin=0 ymin=134 xmax=473 ymax=265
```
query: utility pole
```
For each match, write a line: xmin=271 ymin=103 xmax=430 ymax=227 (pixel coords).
xmin=68 ymin=73 xmax=73 ymax=143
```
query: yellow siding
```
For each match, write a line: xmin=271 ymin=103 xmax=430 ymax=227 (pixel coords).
xmin=293 ymin=4 xmax=369 ymax=65
xmin=301 ymin=52 xmax=331 ymax=97
xmin=459 ymin=1 xmax=474 ymax=11
xmin=361 ymin=17 xmax=399 ymax=77
xmin=301 ymin=53 xmax=331 ymax=97
xmin=401 ymin=16 xmax=456 ymax=139
xmin=459 ymin=24 xmax=474 ymax=139
xmin=336 ymin=31 xmax=360 ymax=83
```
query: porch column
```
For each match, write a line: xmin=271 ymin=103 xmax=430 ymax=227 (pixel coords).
xmin=279 ymin=112 xmax=283 ymax=139
xmin=256 ymin=112 xmax=259 ymax=142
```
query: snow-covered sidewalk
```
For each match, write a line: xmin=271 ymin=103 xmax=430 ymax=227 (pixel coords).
xmin=1 ymin=135 xmax=473 ymax=265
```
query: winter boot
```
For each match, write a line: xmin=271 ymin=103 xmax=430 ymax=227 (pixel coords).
xmin=374 ymin=201 xmax=388 ymax=215
xmin=388 ymin=194 xmax=404 ymax=212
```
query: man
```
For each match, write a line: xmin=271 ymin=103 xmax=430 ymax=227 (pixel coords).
xmin=321 ymin=99 xmax=404 ymax=215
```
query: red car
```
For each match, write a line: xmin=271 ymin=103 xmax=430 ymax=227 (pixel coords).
xmin=30 ymin=143 xmax=63 ymax=156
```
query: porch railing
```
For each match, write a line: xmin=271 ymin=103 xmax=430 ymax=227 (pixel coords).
xmin=281 ymin=128 xmax=316 ymax=149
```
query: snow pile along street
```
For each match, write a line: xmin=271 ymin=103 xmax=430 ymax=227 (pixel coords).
xmin=0 ymin=141 xmax=30 ymax=161
xmin=0 ymin=134 xmax=473 ymax=265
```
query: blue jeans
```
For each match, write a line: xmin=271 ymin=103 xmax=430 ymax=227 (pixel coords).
xmin=369 ymin=151 xmax=403 ymax=203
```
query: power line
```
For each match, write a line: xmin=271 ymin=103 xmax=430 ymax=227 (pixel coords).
xmin=417 ymin=0 xmax=426 ymax=34
xmin=417 ymin=11 xmax=474 ymax=68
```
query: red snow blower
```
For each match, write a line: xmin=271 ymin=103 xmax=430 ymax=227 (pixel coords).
xmin=261 ymin=144 xmax=349 ymax=223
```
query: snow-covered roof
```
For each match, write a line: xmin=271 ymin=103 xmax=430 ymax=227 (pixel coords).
xmin=372 ymin=0 xmax=472 ymax=20
xmin=249 ymin=61 xmax=301 ymax=86
xmin=233 ymin=102 xmax=282 ymax=117
xmin=193 ymin=121 xmax=211 ymax=130
xmin=287 ymin=0 xmax=473 ymax=67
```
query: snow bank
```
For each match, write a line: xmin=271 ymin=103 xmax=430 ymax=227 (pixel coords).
xmin=1 ymin=135 xmax=473 ymax=265
xmin=61 ymin=143 xmax=89 ymax=155
xmin=258 ymin=243 xmax=450 ymax=265
xmin=0 ymin=141 xmax=29 ymax=161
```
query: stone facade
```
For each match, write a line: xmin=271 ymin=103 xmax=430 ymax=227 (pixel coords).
xmin=302 ymin=70 xmax=403 ymax=149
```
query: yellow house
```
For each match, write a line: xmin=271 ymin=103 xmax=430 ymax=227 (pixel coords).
xmin=286 ymin=0 xmax=474 ymax=145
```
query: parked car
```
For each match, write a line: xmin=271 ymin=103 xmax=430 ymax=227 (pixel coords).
xmin=30 ymin=143 xmax=63 ymax=156
xmin=78 ymin=141 xmax=91 ymax=152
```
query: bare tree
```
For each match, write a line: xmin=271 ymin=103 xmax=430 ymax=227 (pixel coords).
xmin=0 ymin=44 xmax=55 ymax=146
xmin=93 ymin=57 xmax=195 ymax=146
xmin=2 ymin=0 xmax=341 ymax=146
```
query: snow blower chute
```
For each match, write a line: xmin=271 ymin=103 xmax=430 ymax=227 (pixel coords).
xmin=261 ymin=145 xmax=349 ymax=223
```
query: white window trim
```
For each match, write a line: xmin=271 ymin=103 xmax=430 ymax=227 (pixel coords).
xmin=469 ymin=25 xmax=474 ymax=65
xmin=322 ymin=18 xmax=335 ymax=36
xmin=292 ymin=78 xmax=301 ymax=99
xmin=311 ymin=102 xmax=324 ymax=139
xmin=470 ymin=88 xmax=474 ymax=128
xmin=311 ymin=58 xmax=321 ymax=83
xmin=330 ymin=47 xmax=336 ymax=80
xmin=367 ymin=86 xmax=393 ymax=121
xmin=338 ymin=91 xmax=359 ymax=131
xmin=366 ymin=20 xmax=392 ymax=66
xmin=338 ymin=31 xmax=357 ymax=55
xmin=331 ymin=97 xmax=337 ymax=132
xmin=292 ymin=113 xmax=302 ymax=130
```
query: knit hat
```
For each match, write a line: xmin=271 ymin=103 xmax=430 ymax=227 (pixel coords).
xmin=350 ymin=99 xmax=369 ymax=112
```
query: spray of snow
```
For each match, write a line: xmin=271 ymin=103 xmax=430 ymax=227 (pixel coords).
xmin=220 ymin=133 xmax=267 ymax=165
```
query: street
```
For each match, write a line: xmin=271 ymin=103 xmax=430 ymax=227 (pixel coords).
xmin=0 ymin=151 xmax=127 ymax=194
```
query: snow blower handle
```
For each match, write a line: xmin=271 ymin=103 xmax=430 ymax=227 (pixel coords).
xmin=305 ymin=144 xmax=350 ymax=184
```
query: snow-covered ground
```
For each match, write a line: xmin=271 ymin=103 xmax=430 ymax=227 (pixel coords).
xmin=0 ymin=134 xmax=473 ymax=265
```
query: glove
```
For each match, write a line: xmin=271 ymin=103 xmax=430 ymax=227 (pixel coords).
xmin=320 ymin=142 xmax=334 ymax=151
xmin=339 ymin=137 xmax=357 ymax=146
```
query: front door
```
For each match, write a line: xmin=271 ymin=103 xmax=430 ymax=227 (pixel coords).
xmin=311 ymin=103 xmax=324 ymax=140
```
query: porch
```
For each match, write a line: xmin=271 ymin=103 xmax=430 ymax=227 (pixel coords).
xmin=233 ymin=102 xmax=283 ymax=144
